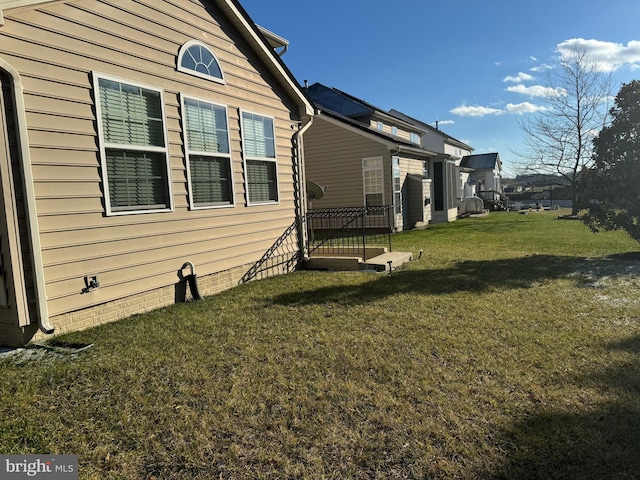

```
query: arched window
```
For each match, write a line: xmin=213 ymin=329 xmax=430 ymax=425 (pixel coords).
xmin=177 ymin=40 xmax=225 ymax=83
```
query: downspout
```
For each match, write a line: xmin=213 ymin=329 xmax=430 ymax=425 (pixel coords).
xmin=9 ymin=62 xmax=53 ymax=334
xmin=293 ymin=115 xmax=314 ymax=259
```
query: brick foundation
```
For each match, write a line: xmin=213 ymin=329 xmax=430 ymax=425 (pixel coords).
xmin=31 ymin=263 xmax=256 ymax=343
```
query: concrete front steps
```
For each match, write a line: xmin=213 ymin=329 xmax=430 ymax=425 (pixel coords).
xmin=303 ymin=247 xmax=413 ymax=272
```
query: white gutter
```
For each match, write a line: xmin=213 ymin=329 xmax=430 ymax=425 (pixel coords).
xmin=4 ymin=60 xmax=53 ymax=334
xmin=257 ymin=25 xmax=289 ymax=57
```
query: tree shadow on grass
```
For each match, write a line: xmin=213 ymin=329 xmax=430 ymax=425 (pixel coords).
xmin=483 ymin=335 xmax=640 ymax=480
xmin=608 ymin=251 xmax=640 ymax=261
xmin=275 ymin=255 xmax=637 ymax=306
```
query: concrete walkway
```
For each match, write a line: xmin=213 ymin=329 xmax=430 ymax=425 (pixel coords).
xmin=362 ymin=251 xmax=413 ymax=272
xmin=304 ymin=251 xmax=413 ymax=272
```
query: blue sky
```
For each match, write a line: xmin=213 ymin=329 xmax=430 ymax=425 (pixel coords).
xmin=240 ymin=0 xmax=640 ymax=177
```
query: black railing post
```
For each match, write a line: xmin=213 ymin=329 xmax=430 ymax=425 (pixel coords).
xmin=388 ymin=206 xmax=393 ymax=252
xmin=361 ymin=207 xmax=367 ymax=258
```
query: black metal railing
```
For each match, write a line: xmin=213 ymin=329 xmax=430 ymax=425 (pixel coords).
xmin=240 ymin=221 xmax=300 ymax=284
xmin=477 ymin=190 xmax=510 ymax=211
xmin=306 ymin=206 xmax=392 ymax=257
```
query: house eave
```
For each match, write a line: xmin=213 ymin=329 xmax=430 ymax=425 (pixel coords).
xmin=257 ymin=25 xmax=289 ymax=50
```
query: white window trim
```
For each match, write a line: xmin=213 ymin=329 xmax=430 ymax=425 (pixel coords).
xmin=239 ymin=108 xmax=280 ymax=206
xmin=177 ymin=40 xmax=225 ymax=85
xmin=392 ymin=156 xmax=402 ymax=215
xmin=180 ymin=93 xmax=234 ymax=210
xmin=93 ymin=72 xmax=173 ymax=216
xmin=362 ymin=156 xmax=385 ymax=206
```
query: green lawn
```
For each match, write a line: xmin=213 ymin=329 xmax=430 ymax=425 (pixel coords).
xmin=2 ymin=210 xmax=640 ymax=479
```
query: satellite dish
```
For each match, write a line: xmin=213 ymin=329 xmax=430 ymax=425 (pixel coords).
xmin=306 ymin=180 xmax=326 ymax=200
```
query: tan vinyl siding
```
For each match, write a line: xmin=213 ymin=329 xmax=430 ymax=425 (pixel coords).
xmin=399 ymin=156 xmax=425 ymax=177
xmin=304 ymin=116 xmax=388 ymax=208
xmin=365 ymin=119 xmax=413 ymax=141
xmin=0 ymin=0 xmax=302 ymax=321
xmin=393 ymin=156 xmax=426 ymax=231
xmin=394 ymin=129 xmax=412 ymax=142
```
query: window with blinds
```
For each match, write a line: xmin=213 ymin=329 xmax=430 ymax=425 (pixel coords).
xmin=240 ymin=111 xmax=278 ymax=204
xmin=183 ymin=96 xmax=233 ymax=208
xmin=95 ymin=74 xmax=171 ymax=214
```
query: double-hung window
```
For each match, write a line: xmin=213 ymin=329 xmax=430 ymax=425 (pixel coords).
xmin=241 ymin=110 xmax=278 ymax=204
xmin=94 ymin=73 xmax=172 ymax=214
xmin=182 ymin=96 xmax=233 ymax=208
xmin=392 ymin=157 xmax=402 ymax=215
xmin=363 ymin=157 xmax=384 ymax=207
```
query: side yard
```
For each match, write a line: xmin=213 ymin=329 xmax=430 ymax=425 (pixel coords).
xmin=1 ymin=210 xmax=639 ymax=479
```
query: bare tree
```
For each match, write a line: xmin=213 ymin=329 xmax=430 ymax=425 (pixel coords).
xmin=516 ymin=47 xmax=612 ymax=215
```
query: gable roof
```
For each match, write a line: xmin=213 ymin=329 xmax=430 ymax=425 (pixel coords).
xmin=388 ymin=109 xmax=473 ymax=151
xmin=0 ymin=0 xmax=314 ymax=116
xmin=460 ymin=153 xmax=501 ymax=171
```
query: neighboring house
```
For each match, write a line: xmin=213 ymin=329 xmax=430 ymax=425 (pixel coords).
xmin=389 ymin=109 xmax=474 ymax=220
xmin=460 ymin=153 xmax=503 ymax=194
xmin=0 ymin=0 xmax=314 ymax=346
xmin=303 ymin=83 xmax=451 ymax=231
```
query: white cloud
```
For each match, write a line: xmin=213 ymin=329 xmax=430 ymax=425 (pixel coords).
xmin=503 ymin=72 xmax=533 ymax=83
xmin=557 ymin=38 xmax=640 ymax=72
xmin=530 ymin=63 xmax=553 ymax=72
xmin=450 ymin=101 xmax=550 ymax=117
xmin=506 ymin=84 xmax=567 ymax=97
xmin=450 ymin=105 xmax=503 ymax=117
xmin=530 ymin=56 xmax=538 ymax=62
xmin=433 ymin=120 xmax=455 ymax=126
xmin=505 ymin=102 xmax=549 ymax=114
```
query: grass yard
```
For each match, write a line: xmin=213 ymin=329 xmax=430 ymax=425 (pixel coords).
xmin=1 ymin=209 xmax=640 ymax=479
